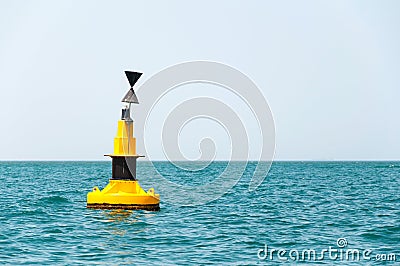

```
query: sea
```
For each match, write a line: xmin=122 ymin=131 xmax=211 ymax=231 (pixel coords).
xmin=0 ymin=161 xmax=399 ymax=265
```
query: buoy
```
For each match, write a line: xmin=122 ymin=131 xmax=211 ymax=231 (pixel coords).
xmin=87 ymin=71 xmax=160 ymax=211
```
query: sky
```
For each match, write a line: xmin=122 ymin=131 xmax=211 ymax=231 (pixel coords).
xmin=0 ymin=0 xmax=399 ymax=161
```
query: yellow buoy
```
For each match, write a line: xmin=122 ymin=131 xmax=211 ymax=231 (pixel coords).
xmin=87 ymin=71 xmax=160 ymax=211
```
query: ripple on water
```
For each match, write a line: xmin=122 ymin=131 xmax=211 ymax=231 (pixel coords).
xmin=39 ymin=195 xmax=71 ymax=204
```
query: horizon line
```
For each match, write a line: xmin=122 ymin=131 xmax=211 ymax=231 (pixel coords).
xmin=1 ymin=159 xmax=400 ymax=162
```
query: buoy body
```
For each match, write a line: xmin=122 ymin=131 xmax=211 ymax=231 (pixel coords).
xmin=87 ymin=75 xmax=160 ymax=210
xmin=87 ymin=180 xmax=160 ymax=211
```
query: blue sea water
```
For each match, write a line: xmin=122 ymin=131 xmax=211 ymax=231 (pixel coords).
xmin=0 ymin=161 xmax=399 ymax=265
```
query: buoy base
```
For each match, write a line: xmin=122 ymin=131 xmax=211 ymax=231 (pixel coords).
xmin=86 ymin=180 xmax=160 ymax=211
xmin=87 ymin=203 xmax=160 ymax=211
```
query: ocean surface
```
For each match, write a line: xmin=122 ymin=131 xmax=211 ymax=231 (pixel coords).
xmin=0 ymin=161 xmax=399 ymax=265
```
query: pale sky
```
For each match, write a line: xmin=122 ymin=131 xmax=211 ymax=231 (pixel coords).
xmin=0 ymin=0 xmax=399 ymax=160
